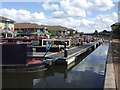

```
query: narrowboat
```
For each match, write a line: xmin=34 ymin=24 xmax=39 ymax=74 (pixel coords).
xmin=1 ymin=42 xmax=51 ymax=73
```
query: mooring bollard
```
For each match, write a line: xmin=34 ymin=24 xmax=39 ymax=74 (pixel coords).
xmin=64 ymin=49 xmax=68 ymax=58
xmin=64 ymin=42 xmax=68 ymax=58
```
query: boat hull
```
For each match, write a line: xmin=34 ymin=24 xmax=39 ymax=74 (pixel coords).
xmin=2 ymin=62 xmax=47 ymax=73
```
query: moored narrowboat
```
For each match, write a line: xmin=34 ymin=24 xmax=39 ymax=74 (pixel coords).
xmin=1 ymin=42 xmax=51 ymax=73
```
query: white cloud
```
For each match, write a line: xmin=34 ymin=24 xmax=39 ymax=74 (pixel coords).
xmin=112 ymin=12 xmax=118 ymax=19
xmin=60 ymin=0 xmax=87 ymax=17
xmin=0 ymin=0 xmax=117 ymax=33
xmin=86 ymin=11 xmax=93 ymax=16
xmin=0 ymin=8 xmax=116 ymax=33
xmin=0 ymin=8 xmax=46 ymax=23
xmin=81 ymin=19 xmax=95 ymax=26
xmin=96 ymin=13 xmax=117 ymax=24
xmin=42 ymin=2 xmax=59 ymax=10
xmin=52 ymin=11 xmax=65 ymax=18
xmin=65 ymin=17 xmax=81 ymax=28
xmin=15 ymin=9 xmax=32 ymax=22
xmin=59 ymin=0 xmax=115 ymax=18
xmin=94 ymin=0 xmax=114 ymax=11
xmin=103 ymin=18 xmax=114 ymax=24
xmin=60 ymin=0 xmax=72 ymax=10
xmin=67 ymin=8 xmax=86 ymax=17
xmin=32 ymin=12 xmax=46 ymax=21
xmin=91 ymin=13 xmax=118 ymax=32
xmin=72 ymin=0 xmax=93 ymax=10
xmin=42 ymin=18 xmax=65 ymax=26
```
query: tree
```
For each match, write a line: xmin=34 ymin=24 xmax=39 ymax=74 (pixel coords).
xmin=94 ymin=30 xmax=99 ymax=36
xmin=103 ymin=30 xmax=108 ymax=33
xmin=112 ymin=25 xmax=120 ymax=38
xmin=48 ymin=30 xmax=56 ymax=35
xmin=113 ymin=25 xmax=120 ymax=34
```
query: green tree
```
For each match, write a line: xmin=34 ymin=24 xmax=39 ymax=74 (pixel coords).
xmin=94 ymin=30 xmax=99 ymax=36
xmin=113 ymin=25 xmax=120 ymax=34
xmin=48 ymin=30 xmax=56 ymax=35
xmin=113 ymin=24 xmax=120 ymax=38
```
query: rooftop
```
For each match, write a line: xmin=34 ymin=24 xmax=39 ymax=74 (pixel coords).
xmin=14 ymin=23 xmax=45 ymax=29
xmin=46 ymin=26 xmax=75 ymax=31
xmin=0 ymin=16 xmax=15 ymax=22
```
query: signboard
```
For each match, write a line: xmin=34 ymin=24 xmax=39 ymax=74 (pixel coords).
xmin=46 ymin=41 xmax=50 ymax=51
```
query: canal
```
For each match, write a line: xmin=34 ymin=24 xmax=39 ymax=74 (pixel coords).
xmin=2 ymin=42 xmax=109 ymax=89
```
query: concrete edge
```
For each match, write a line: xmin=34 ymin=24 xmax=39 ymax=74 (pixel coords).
xmin=104 ymin=42 xmax=116 ymax=89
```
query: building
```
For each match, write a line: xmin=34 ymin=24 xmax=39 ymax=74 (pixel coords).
xmin=0 ymin=16 xmax=15 ymax=35
xmin=14 ymin=23 xmax=48 ymax=38
xmin=46 ymin=26 xmax=75 ymax=37
xmin=111 ymin=22 xmax=120 ymax=39
xmin=111 ymin=22 xmax=120 ymax=31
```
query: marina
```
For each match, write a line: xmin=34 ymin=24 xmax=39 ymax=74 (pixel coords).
xmin=28 ymin=40 xmax=102 ymax=65
xmin=1 ymin=39 xmax=102 ymax=73
xmin=0 ymin=5 xmax=119 ymax=89
xmin=2 ymin=41 xmax=109 ymax=88
xmin=33 ymin=42 xmax=109 ymax=88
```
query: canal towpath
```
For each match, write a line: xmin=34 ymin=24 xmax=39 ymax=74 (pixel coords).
xmin=104 ymin=39 xmax=120 ymax=90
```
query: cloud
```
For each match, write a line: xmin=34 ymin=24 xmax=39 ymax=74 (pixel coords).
xmin=91 ymin=13 xmax=118 ymax=32
xmin=112 ymin=12 xmax=118 ymax=19
xmin=42 ymin=2 xmax=59 ymax=10
xmin=60 ymin=0 xmax=87 ymax=17
xmin=0 ymin=8 xmax=116 ymax=33
xmin=41 ymin=18 xmax=65 ymax=26
xmin=65 ymin=17 xmax=81 ymax=28
xmin=0 ymin=0 xmax=117 ymax=33
xmin=52 ymin=11 xmax=65 ymax=18
xmin=59 ymin=0 xmax=115 ymax=18
xmin=0 ymin=8 xmax=46 ymax=23
xmin=72 ymin=0 xmax=93 ymax=10
xmin=81 ymin=19 xmax=95 ymax=26
xmin=96 ymin=12 xmax=118 ymax=24
xmin=32 ymin=12 xmax=46 ymax=21
xmin=94 ymin=0 xmax=114 ymax=11
xmin=67 ymin=8 xmax=87 ymax=17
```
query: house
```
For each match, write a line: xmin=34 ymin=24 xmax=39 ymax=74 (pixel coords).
xmin=46 ymin=26 xmax=75 ymax=37
xmin=14 ymin=23 xmax=48 ymax=37
xmin=0 ymin=16 xmax=15 ymax=34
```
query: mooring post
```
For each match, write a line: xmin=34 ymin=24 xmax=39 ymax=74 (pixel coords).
xmin=64 ymin=42 xmax=68 ymax=58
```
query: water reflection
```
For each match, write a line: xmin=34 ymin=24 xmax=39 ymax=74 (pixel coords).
xmin=72 ymin=42 xmax=109 ymax=75
xmin=66 ymin=70 xmax=104 ymax=88
xmin=33 ymin=42 xmax=109 ymax=88
xmin=2 ymin=71 xmax=46 ymax=88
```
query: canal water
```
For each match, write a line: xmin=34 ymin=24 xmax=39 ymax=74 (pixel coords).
xmin=2 ymin=42 xmax=109 ymax=89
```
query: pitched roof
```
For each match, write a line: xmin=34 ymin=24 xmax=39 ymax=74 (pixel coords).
xmin=14 ymin=23 xmax=45 ymax=28
xmin=46 ymin=26 xmax=68 ymax=31
xmin=0 ymin=16 xmax=15 ymax=22
xmin=14 ymin=23 xmax=75 ymax=31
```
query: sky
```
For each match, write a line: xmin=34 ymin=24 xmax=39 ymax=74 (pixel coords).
xmin=0 ymin=0 xmax=119 ymax=33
